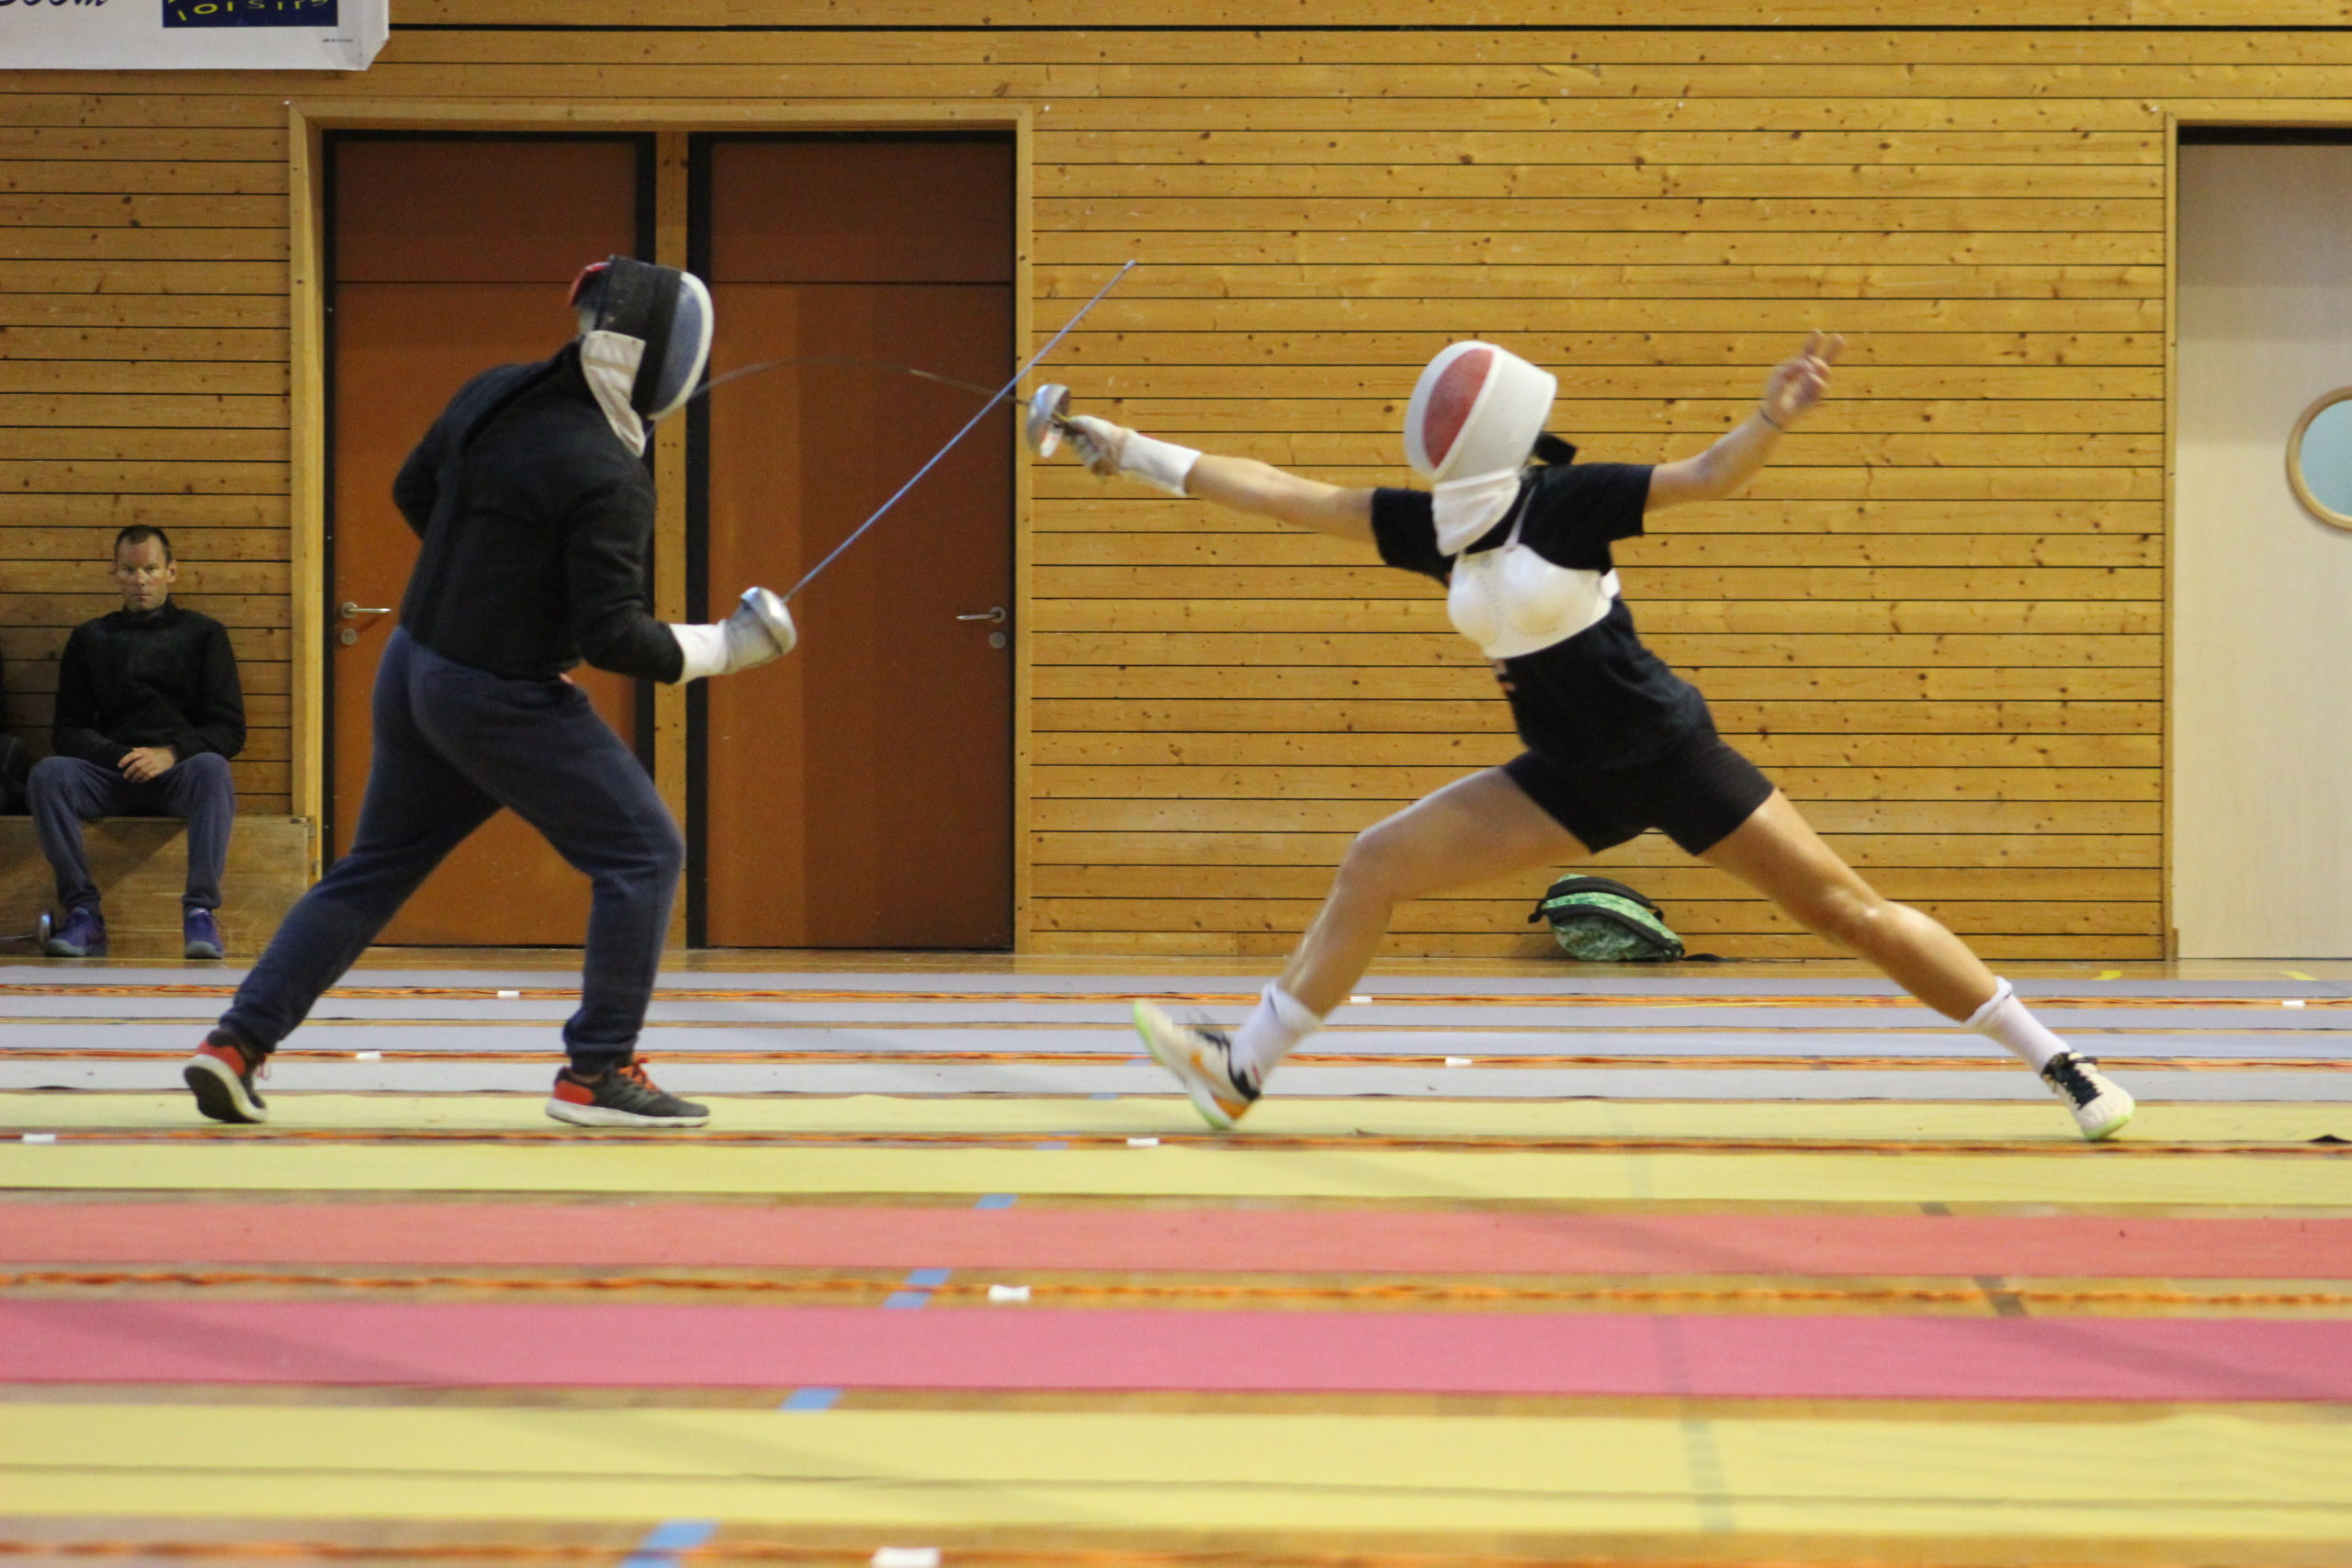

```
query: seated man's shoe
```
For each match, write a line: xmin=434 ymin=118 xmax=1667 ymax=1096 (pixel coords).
xmin=546 ymin=1058 xmax=710 ymax=1128
xmin=183 ymin=908 xmax=224 ymax=961
xmin=40 ymin=907 xmax=107 ymax=958
xmin=183 ymin=1031 xmax=268 ymax=1124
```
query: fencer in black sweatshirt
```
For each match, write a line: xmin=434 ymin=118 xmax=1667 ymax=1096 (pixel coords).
xmin=390 ymin=341 xmax=684 ymax=683
xmin=193 ymin=257 xmax=796 ymax=1133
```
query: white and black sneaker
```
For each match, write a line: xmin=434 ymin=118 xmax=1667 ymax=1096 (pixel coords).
xmin=545 ymin=1059 xmax=710 ymax=1128
xmin=2041 ymin=1050 xmax=2134 ymax=1141
xmin=1133 ymin=1000 xmax=1260 ymax=1130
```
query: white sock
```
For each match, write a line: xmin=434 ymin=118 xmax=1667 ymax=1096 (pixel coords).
xmin=1228 ymin=983 xmax=1322 ymax=1088
xmin=1966 ymin=978 xmax=2071 ymax=1073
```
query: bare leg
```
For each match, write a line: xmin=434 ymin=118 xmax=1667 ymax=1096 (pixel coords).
xmin=1700 ymin=791 xmax=1996 ymax=1020
xmin=1276 ymin=768 xmax=1591 ymax=1016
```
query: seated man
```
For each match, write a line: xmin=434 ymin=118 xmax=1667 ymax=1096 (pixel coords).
xmin=31 ymin=525 xmax=244 ymax=959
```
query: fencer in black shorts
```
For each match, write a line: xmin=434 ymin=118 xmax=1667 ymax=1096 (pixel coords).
xmin=1060 ymin=332 xmax=2135 ymax=1144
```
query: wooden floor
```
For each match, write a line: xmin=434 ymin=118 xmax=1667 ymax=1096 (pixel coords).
xmin=1 ymin=951 xmax=2346 ymax=1566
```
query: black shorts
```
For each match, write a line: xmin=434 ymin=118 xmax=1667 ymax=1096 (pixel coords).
xmin=1503 ymin=734 xmax=1775 ymax=856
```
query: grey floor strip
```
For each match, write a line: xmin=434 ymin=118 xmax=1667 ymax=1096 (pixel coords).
xmin=5 ymin=996 xmax=2349 ymax=1033
xmin=6 ymin=1058 xmax=2347 ymax=1103
xmin=3 ymin=966 xmax=2347 ymax=1000
xmin=5 ymin=1022 xmax=2347 ymax=1060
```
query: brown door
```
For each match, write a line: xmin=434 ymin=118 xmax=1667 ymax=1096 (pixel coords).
xmin=698 ymin=137 xmax=1014 ymax=947
xmin=329 ymin=137 xmax=645 ymax=944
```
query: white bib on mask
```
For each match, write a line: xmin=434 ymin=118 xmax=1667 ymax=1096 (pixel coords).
xmin=580 ymin=330 xmax=650 ymax=457
xmin=1445 ymin=511 xmax=1622 ymax=660
xmin=1431 ymin=468 xmax=1528 ymax=557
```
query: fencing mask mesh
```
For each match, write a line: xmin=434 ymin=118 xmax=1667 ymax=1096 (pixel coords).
xmin=569 ymin=256 xmax=715 ymax=422
xmin=1403 ymin=341 xmax=1558 ymax=483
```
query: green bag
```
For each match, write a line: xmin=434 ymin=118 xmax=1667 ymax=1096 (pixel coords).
xmin=1527 ymin=875 xmax=1686 ymax=962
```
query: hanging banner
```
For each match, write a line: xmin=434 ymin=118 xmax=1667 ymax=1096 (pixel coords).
xmin=0 ymin=0 xmax=389 ymax=70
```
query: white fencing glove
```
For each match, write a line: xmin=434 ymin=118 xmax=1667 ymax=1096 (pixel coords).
xmin=669 ymin=586 xmax=796 ymax=682
xmin=1066 ymin=414 xmax=1200 ymax=497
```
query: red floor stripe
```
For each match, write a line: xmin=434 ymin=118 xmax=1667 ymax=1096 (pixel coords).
xmin=8 ymin=1204 xmax=2348 ymax=1279
xmin=12 ymin=1299 xmax=2352 ymax=1401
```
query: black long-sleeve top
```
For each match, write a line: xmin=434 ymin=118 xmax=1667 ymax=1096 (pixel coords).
xmin=390 ymin=342 xmax=684 ymax=682
xmin=52 ymin=603 xmax=246 ymax=768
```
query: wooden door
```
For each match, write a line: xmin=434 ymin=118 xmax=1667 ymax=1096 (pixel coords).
xmin=329 ymin=137 xmax=646 ymax=945
xmin=699 ymin=137 xmax=1014 ymax=947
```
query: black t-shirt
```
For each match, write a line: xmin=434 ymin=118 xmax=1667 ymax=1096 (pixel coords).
xmin=1370 ymin=461 xmax=1714 ymax=771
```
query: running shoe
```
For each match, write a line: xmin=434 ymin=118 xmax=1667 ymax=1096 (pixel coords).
xmin=184 ymin=1032 xmax=268 ymax=1124
xmin=183 ymin=908 xmax=224 ymax=961
xmin=2041 ymin=1050 xmax=2134 ymax=1141
xmin=41 ymin=907 xmax=106 ymax=958
xmin=545 ymin=1058 xmax=710 ymax=1128
xmin=1133 ymin=999 xmax=1258 ymax=1130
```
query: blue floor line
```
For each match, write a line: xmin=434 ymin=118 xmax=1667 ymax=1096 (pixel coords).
xmin=883 ymin=1266 xmax=952 ymax=1310
xmin=779 ymin=1387 xmax=842 ymax=1412
xmin=620 ymin=1518 xmax=717 ymax=1565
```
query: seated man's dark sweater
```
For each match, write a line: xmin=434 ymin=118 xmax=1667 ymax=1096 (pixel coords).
xmin=52 ymin=604 xmax=245 ymax=771
xmin=30 ymin=530 xmax=245 ymax=959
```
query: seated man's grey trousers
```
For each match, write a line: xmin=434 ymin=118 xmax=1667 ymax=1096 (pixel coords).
xmin=28 ymin=751 xmax=236 ymax=914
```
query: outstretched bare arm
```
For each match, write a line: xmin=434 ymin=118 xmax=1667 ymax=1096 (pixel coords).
xmin=1648 ymin=331 xmax=1844 ymax=512
xmin=1065 ymin=413 xmax=1375 ymax=546
xmin=1182 ymin=455 xmax=1375 ymax=546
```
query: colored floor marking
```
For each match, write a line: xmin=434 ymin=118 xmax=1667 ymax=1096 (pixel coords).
xmin=15 ymin=1300 xmax=2352 ymax=1401
xmin=4 ymin=1093 xmax=2342 ymax=1143
xmin=882 ymin=1268 xmax=951 ymax=1310
xmin=5 ymin=1143 xmax=2344 ymax=1206
xmin=5 ymin=964 xmax=2346 ymax=1561
xmin=6 ymin=1404 xmax=2347 ymax=1540
xmin=17 ymin=1062 xmax=2348 ymax=1106
xmin=13 ymin=1203 xmax=2344 ymax=1278
xmin=780 ymin=1388 xmax=842 ymax=1413
xmin=621 ymin=1518 xmax=716 ymax=1567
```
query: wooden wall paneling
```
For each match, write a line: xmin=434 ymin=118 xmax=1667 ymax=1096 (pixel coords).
xmin=12 ymin=20 xmax=2335 ymax=957
xmin=380 ymin=3 xmax=2352 ymax=27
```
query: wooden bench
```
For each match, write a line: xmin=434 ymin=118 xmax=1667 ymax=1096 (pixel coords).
xmin=0 ymin=817 xmax=314 ymax=961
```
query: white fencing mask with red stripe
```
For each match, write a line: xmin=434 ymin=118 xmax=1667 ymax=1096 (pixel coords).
xmin=1403 ymin=341 xmax=1559 ymax=555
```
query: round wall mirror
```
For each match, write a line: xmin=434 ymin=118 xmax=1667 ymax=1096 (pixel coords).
xmin=2287 ymin=389 xmax=2352 ymax=530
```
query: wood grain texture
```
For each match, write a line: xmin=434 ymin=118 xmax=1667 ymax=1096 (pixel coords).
xmin=2 ymin=17 xmax=2312 ymax=954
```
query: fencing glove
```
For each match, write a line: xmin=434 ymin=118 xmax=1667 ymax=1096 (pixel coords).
xmin=1066 ymin=414 xmax=1200 ymax=497
xmin=669 ymin=587 xmax=796 ymax=682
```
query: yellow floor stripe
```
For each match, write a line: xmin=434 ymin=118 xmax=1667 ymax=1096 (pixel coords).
xmin=0 ymin=1094 xmax=2338 ymax=1142
xmin=2 ymin=1093 xmax=2343 ymax=1145
xmin=3 ymin=1142 xmax=2345 ymax=1206
xmin=4 ymin=1404 xmax=2346 ymax=1540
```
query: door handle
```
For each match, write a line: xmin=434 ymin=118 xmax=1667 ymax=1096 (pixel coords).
xmin=955 ymin=606 xmax=1008 ymax=626
xmin=339 ymin=602 xmax=393 ymax=619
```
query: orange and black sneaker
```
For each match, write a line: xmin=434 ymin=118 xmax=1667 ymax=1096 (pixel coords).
xmin=545 ymin=1058 xmax=710 ymax=1129
xmin=184 ymin=1031 xmax=268 ymax=1124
